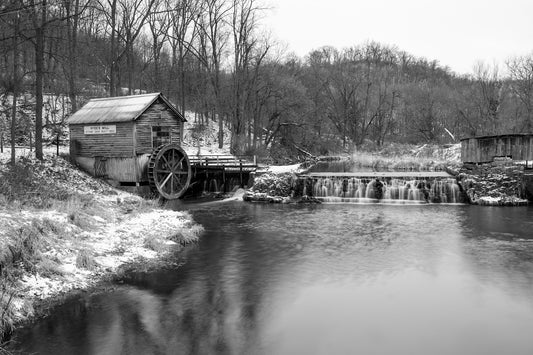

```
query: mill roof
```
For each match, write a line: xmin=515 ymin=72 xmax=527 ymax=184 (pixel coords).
xmin=67 ymin=92 xmax=186 ymax=124
xmin=460 ymin=133 xmax=533 ymax=141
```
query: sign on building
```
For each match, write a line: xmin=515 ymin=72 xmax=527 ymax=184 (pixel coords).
xmin=84 ymin=125 xmax=117 ymax=135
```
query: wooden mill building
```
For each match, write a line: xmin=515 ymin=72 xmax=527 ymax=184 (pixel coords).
xmin=461 ymin=134 xmax=533 ymax=164
xmin=67 ymin=93 xmax=187 ymax=189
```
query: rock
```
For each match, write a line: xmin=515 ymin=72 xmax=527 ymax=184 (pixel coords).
xmin=457 ymin=163 xmax=529 ymax=206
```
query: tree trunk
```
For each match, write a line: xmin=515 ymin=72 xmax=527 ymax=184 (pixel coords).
xmin=10 ymin=12 xmax=19 ymax=165
xmin=11 ymin=90 xmax=17 ymax=165
xmin=127 ymin=42 xmax=133 ymax=95
xmin=35 ymin=24 xmax=45 ymax=160
xmin=109 ymin=0 xmax=117 ymax=96
xmin=67 ymin=0 xmax=80 ymax=113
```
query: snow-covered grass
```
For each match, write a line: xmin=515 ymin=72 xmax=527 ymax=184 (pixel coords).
xmin=0 ymin=151 xmax=203 ymax=342
xmin=264 ymin=163 xmax=303 ymax=174
xmin=351 ymin=143 xmax=461 ymax=171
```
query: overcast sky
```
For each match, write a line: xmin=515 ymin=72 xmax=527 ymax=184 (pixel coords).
xmin=264 ymin=0 xmax=533 ymax=75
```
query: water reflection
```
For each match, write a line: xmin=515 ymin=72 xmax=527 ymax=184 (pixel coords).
xmin=13 ymin=203 xmax=533 ymax=355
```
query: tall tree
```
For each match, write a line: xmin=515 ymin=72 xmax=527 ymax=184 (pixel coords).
xmin=167 ymin=0 xmax=200 ymax=112
xmin=63 ymin=0 xmax=82 ymax=113
xmin=146 ymin=0 xmax=170 ymax=91
xmin=198 ymin=0 xmax=232 ymax=148
xmin=507 ymin=54 xmax=533 ymax=132
xmin=473 ymin=62 xmax=504 ymax=134
xmin=27 ymin=0 xmax=49 ymax=160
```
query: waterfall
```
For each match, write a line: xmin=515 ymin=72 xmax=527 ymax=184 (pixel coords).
xmin=311 ymin=176 xmax=461 ymax=204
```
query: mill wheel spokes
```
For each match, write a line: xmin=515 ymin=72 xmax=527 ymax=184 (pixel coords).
xmin=149 ymin=144 xmax=191 ymax=199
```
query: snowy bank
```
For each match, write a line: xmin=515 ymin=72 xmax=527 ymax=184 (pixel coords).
xmin=0 ymin=154 xmax=202 ymax=341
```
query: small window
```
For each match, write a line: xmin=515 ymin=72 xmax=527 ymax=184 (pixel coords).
xmin=152 ymin=126 xmax=171 ymax=147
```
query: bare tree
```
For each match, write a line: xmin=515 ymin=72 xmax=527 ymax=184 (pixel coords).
xmin=10 ymin=4 xmax=20 ymax=164
xmin=63 ymin=0 xmax=82 ymax=113
xmin=167 ymin=0 xmax=200 ymax=112
xmin=507 ymin=54 xmax=533 ymax=132
xmin=119 ymin=0 xmax=157 ymax=95
xmin=229 ymin=0 xmax=269 ymax=153
xmin=473 ymin=61 xmax=504 ymax=134
xmin=146 ymin=0 xmax=171 ymax=90
xmin=197 ymin=0 xmax=232 ymax=148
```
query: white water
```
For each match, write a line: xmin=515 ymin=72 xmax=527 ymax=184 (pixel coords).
xmin=312 ymin=177 xmax=461 ymax=204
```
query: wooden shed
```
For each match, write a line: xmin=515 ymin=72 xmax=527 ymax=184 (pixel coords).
xmin=461 ymin=134 xmax=533 ymax=164
xmin=68 ymin=92 xmax=192 ymax=199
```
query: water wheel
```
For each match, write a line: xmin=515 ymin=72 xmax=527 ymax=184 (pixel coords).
xmin=148 ymin=143 xmax=191 ymax=199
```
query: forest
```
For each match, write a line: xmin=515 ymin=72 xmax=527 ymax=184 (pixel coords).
xmin=1 ymin=0 xmax=533 ymax=160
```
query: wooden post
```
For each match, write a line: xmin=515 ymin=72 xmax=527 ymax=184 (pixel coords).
xmin=223 ymin=167 xmax=226 ymax=193
xmin=240 ymin=161 xmax=243 ymax=188
xmin=132 ymin=123 xmax=138 ymax=184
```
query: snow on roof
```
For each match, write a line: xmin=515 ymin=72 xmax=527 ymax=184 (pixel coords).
xmin=67 ymin=92 xmax=185 ymax=125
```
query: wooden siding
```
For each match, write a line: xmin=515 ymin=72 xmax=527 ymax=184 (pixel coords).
xmin=106 ymin=157 xmax=140 ymax=182
xmin=74 ymin=155 xmax=151 ymax=182
xmin=135 ymin=99 xmax=182 ymax=154
xmin=136 ymin=154 xmax=151 ymax=181
xmin=70 ymin=122 xmax=134 ymax=158
xmin=461 ymin=135 xmax=533 ymax=163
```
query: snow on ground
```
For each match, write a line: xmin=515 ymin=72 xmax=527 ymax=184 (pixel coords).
xmin=0 ymin=151 xmax=202 ymax=328
xmin=264 ymin=163 xmax=303 ymax=174
xmin=181 ymin=111 xmax=232 ymax=156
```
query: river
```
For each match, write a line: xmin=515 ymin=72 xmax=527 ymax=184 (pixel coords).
xmin=11 ymin=202 xmax=533 ymax=355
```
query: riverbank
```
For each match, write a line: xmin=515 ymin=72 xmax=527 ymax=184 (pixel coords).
xmin=0 ymin=153 xmax=202 ymax=345
xmin=242 ymin=143 xmax=530 ymax=205
xmin=458 ymin=161 xmax=529 ymax=206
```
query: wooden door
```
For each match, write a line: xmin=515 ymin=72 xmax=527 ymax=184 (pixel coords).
xmin=94 ymin=156 xmax=107 ymax=178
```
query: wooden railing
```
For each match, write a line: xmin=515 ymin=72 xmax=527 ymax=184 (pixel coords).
xmin=188 ymin=154 xmax=258 ymax=171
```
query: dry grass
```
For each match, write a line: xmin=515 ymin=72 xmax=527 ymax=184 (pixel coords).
xmin=0 ymin=221 xmax=45 ymax=274
xmin=36 ymin=258 xmax=64 ymax=277
xmin=75 ymin=249 xmax=97 ymax=271
xmin=350 ymin=143 xmax=460 ymax=171
xmin=1 ymin=277 xmax=15 ymax=344
xmin=351 ymin=151 xmax=443 ymax=170
xmin=0 ymin=161 xmax=72 ymax=209
xmin=0 ymin=153 xmax=202 ymax=345
xmin=143 ymin=235 xmax=168 ymax=253
xmin=171 ymin=223 xmax=204 ymax=245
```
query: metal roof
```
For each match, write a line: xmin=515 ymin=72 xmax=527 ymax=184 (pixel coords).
xmin=460 ymin=133 xmax=533 ymax=141
xmin=67 ymin=92 xmax=186 ymax=124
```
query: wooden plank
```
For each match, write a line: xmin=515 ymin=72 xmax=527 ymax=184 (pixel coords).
xmin=105 ymin=158 xmax=138 ymax=182
xmin=135 ymin=98 xmax=182 ymax=154
xmin=138 ymin=154 xmax=151 ymax=181
xmin=70 ymin=122 xmax=134 ymax=158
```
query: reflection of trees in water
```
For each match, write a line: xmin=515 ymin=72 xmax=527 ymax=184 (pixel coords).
xmin=78 ymin=234 xmax=264 ymax=354
xmin=162 ymin=235 xmax=261 ymax=354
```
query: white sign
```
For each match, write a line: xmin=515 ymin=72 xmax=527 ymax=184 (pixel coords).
xmin=84 ymin=125 xmax=116 ymax=135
